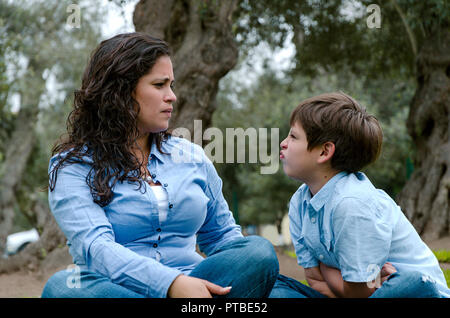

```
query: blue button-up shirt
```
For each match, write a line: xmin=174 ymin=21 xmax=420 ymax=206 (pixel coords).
xmin=289 ymin=172 xmax=449 ymax=297
xmin=48 ymin=136 xmax=242 ymax=298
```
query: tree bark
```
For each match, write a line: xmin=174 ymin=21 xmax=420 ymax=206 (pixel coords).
xmin=397 ymin=29 xmax=450 ymax=241
xmin=133 ymin=0 xmax=240 ymax=135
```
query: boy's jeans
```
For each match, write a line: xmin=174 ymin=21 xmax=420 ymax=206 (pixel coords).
xmin=269 ymin=271 xmax=444 ymax=298
xmin=41 ymin=235 xmax=279 ymax=298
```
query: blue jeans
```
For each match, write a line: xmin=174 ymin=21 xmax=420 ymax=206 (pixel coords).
xmin=269 ymin=271 xmax=443 ymax=298
xmin=41 ymin=235 xmax=279 ymax=298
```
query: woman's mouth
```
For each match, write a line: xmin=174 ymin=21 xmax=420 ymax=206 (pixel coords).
xmin=162 ymin=108 xmax=173 ymax=117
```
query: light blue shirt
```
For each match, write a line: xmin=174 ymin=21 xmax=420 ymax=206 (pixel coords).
xmin=48 ymin=136 xmax=242 ymax=298
xmin=289 ymin=171 xmax=449 ymax=297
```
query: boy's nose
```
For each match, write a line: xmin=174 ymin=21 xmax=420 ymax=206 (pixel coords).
xmin=280 ymin=138 xmax=287 ymax=149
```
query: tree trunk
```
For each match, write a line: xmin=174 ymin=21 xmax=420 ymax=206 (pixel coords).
xmin=0 ymin=59 xmax=45 ymax=255
xmin=0 ymin=57 xmax=70 ymax=274
xmin=133 ymin=0 xmax=239 ymax=135
xmin=397 ymin=29 xmax=450 ymax=241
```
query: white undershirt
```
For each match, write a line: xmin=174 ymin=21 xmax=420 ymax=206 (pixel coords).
xmin=150 ymin=185 xmax=169 ymax=223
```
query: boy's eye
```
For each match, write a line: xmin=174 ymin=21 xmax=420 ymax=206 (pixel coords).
xmin=289 ymin=133 xmax=296 ymax=139
xmin=170 ymin=82 xmax=175 ymax=89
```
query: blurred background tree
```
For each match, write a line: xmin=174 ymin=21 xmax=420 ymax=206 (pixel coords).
xmin=0 ymin=0 xmax=104 ymax=272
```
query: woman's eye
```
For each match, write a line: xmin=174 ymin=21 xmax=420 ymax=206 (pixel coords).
xmin=154 ymin=83 xmax=164 ymax=87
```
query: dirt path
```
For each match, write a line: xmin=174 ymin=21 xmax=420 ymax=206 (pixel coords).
xmin=0 ymin=236 xmax=448 ymax=298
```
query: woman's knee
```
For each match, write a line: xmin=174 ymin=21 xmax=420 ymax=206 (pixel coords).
xmin=244 ymin=236 xmax=279 ymax=271
xmin=41 ymin=270 xmax=72 ymax=298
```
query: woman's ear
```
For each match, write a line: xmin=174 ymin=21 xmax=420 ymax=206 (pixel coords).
xmin=317 ymin=142 xmax=335 ymax=164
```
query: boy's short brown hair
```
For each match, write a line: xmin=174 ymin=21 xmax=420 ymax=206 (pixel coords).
xmin=290 ymin=92 xmax=383 ymax=173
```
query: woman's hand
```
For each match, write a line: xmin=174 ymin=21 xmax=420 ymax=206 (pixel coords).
xmin=167 ymin=275 xmax=232 ymax=298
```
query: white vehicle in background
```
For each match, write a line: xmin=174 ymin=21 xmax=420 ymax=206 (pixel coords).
xmin=2 ymin=228 xmax=39 ymax=258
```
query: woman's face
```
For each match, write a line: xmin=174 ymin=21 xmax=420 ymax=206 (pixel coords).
xmin=134 ymin=55 xmax=176 ymax=134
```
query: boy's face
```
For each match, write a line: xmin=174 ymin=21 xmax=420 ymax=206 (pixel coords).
xmin=280 ymin=122 xmax=322 ymax=182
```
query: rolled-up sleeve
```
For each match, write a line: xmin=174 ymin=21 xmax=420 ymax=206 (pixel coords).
xmin=288 ymin=196 xmax=319 ymax=268
xmin=48 ymin=157 xmax=182 ymax=298
xmin=332 ymin=197 xmax=392 ymax=282
xmin=196 ymin=152 xmax=242 ymax=256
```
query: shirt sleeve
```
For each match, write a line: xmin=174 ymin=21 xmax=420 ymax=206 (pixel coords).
xmin=48 ymin=157 xmax=182 ymax=298
xmin=196 ymin=151 xmax=243 ymax=256
xmin=288 ymin=193 xmax=319 ymax=268
xmin=332 ymin=197 xmax=392 ymax=282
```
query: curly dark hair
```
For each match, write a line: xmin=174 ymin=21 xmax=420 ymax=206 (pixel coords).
xmin=49 ymin=32 xmax=172 ymax=207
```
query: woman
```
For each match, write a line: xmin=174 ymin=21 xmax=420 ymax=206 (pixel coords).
xmin=42 ymin=32 xmax=278 ymax=298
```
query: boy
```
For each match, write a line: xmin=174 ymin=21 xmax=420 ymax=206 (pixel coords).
xmin=271 ymin=92 xmax=449 ymax=298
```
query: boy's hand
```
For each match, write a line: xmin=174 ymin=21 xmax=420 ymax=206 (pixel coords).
xmin=380 ymin=262 xmax=397 ymax=284
xmin=167 ymin=275 xmax=232 ymax=298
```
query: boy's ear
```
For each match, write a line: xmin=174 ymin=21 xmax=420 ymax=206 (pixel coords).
xmin=317 ymin=142 xmax=335 ymax=164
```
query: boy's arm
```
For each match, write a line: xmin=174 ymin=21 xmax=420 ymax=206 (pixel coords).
xmin=320 ymin=263 xmax=376 ymax=298
xmin=342 ymin=281 xmax=376 ymax=298
xmin=319 ymin=262 xmax=345 ymax=297
xmin=320 ymin=262 xmax=395 ymax=298
xmin=332 ymin=198 xmax=393 ymax=297
xmin=304 ymin=266 xmax=338 ymax=298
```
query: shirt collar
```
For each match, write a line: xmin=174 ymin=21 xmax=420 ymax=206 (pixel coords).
xmin=149 ymin=136 xmax=170 ymax=163
xmin=307 ymin=171 xmax=348 ymax=212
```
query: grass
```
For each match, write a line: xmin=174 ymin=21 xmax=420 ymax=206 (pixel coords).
xmin=433 ymin=250 xmax=450 ymax=263
xmin=442 ymin=269 xmax=450 ymax=288
xmin=285 ymin=250 xmax=296 ymax=259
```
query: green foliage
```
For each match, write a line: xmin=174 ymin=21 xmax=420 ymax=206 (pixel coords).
xmin=235 ymin=0 xmax=450 ymax=81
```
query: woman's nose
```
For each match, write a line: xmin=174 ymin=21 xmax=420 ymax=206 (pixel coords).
xmin=165 ymin=88 xmax=177 ymax=103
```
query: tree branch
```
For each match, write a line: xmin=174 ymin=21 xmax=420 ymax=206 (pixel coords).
xmin=390 ymin=0 xmax=418 ymax=58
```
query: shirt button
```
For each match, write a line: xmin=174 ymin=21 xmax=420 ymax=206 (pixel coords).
xmin=169 ymin=203 xmax=173 ymax=209
xmin=156 ymin=228 xmax=161 ymax=232
xmin=153 ymin=243 xmax=158 ymax=248
xmin=151 ymin=174 xmax=156 ymax=179
xmin=319 ymin=254 xmax=324 ymax=260
xmin=311 ymin=217 xmax=316 ymax=223
xmin=163 ymin=183 xmax=168 ymax=187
